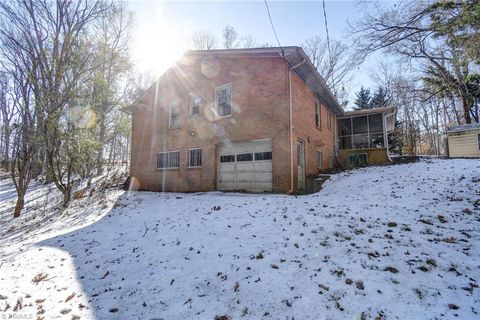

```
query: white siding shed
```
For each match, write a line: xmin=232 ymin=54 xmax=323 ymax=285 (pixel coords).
xmin=447 ymin=123 xmax=480 ymax=158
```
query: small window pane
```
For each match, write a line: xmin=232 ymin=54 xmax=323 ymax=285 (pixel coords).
xmin=220 ymin=155 xmax=235 ymax=163
xmin=339 ymin=119 xmax=351 ymax=136
xmin=353 ymin=116 xmax=368 ymax=134
xmin=369 ymin=114 xmax=383 ymax=132
xmin=216 ymin=85 xmax=232 ymax=116
xmin=255 ymin=151 xmax=272 ymax=161
xmin=352 ymin=134 xmax=369 ymax=149
xmin=188 ymin=149 xmax=202 ymax=167
xmin=236 ymin=153 xmax=253 ymax=162
xmin=191 ymin=95 xmax=201 ymax=115
xmin=170 ymin=104 xmax=180 ymax=129
xmin=370 ymin=133 xmax=384 ymax=148
xmin=315 ymin=100 xmax=321 ymax=128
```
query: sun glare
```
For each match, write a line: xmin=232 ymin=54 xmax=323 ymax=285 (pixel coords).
xmin=131 ymin=3 xmax=191 ymax=77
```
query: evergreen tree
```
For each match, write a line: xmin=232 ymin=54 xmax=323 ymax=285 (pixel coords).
xmin=353 ymin=87 xmax=371 ymax=110
xmin=370 ymin=86 xmax=390 ymax=108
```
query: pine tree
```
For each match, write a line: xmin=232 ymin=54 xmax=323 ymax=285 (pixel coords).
xmin=353 ymin=87 xmax=371 ymax=110
xmin=370 ymin=86 xmax=390 ymax=108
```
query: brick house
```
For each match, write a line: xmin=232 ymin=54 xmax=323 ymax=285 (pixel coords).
xmin=126 ymin=47 xmax=394 ymax=193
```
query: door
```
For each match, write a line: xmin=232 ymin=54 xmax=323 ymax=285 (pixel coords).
xmin=218 ymin=139 xmax=272 ymax=192
xmin=297 ymin=140 xmax=305 ymax=191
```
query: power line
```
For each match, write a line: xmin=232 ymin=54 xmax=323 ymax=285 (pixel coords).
xmin=322 ymin=0 xmax=334 ymax=89
xmin=263 ymin=0 xmax=284 ymax=56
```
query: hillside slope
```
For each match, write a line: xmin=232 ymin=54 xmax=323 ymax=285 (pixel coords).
xmin=0 ymin=159 xmax=479 ymax=319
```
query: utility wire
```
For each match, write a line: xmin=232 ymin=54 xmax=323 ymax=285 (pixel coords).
xmin=322 ymin=0 xmax=334 ymax=90
xmin=263 ymin=0 xmax=284 ymax=56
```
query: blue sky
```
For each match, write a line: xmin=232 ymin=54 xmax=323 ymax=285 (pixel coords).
xmin=128 ymin=0 xmax=388 ymax=106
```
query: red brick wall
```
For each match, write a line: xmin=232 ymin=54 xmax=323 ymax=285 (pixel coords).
xmin=130 ymin=54 xmax=292 ymax=192
xmin=291 ymin=71 xmax=336 ymax=188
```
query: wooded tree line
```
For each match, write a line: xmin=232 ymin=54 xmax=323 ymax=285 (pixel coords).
xmin=350 ymin=0 xmax=479 ymax=156
xmin=0 ymin=0 xmax=144 ymax=217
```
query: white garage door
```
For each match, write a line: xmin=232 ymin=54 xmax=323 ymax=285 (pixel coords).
xmin=218 ymin=139 xmax=272 ymax=192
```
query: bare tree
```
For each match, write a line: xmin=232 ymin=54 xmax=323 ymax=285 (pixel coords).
xmin=239 ymin=34 xmax=258 ymax=48
xmin=191 ymin=31 xmax=217 ymax=50
xmin=302 ymin=35 xmax=358 ymax=98
xmin=0 ymin=71 xmax=16 ymax=167
xmin=89 ymin=2 xmax=134 ymax=175
xmin=0 ymin=0 xmax=110 ymax=207
xmin=350 ymin=0 xmax=479 ymax=124
xmin=222 ymin=25 xmax=238 ymax=49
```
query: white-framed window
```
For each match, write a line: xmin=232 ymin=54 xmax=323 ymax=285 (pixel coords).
xmin=188 ymin=148 xmax=202 ymax=167
xmin=327 ymin=112 xmax=332 ymax=130
xmin=216 ymin=84 xmax=232 ymax=117
xmin=190 ymin=94 xmax=201 ymax=116
xmin=169 ymin=105 xmax=180 ymax=129
xmin=315 ymin=99 xmax=321 ymax=129
xmin=316 ymin=151 xmax=323 ymax=168
xmin=157 ymin=151 xmax=180 ymax=169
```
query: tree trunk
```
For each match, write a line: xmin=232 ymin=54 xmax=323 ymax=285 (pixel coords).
xmin=96 ymin=113 xmax=106 ymax=175
xmin=62 ymin=186 xmax=72 ymax=208
xmin=13 ymin=190 xmax=25 ymax=218
xmin=462 ymin=96 xmax=472 ymax=124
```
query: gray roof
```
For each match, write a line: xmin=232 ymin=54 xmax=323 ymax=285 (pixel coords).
xmin=447 ymin=122 xmax=480 ymax=133
xmin=341 ymin=106 xmax=396 ymax=117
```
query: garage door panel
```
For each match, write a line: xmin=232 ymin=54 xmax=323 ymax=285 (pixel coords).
xmin=254 ymin=182 xmax=272 ymax=192
xmin=236 ymin=163 xmax=254 ymax=171
xmin=236 ymin=172 xmax=254 ymax=181
xmin=220 ymin=172 xmax=235 ymax=181
xmin=219 ymin=181 xmax=236 ymax=190
xmin=254 ymin=172 xmax=272 ymax=181
xmin=236 ymin=181 xmax=254 ymax=191
xmin=254 ymin=162 xmax=272 ymax=171
xmin=218 ymin=139 xmax=272 ymax=192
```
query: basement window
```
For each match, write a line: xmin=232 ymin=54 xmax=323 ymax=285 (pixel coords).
xmin=157 ymin=151 xmax=180 ymax=169
xmin=188 ymin=148 xmax=202 ymax=167
xmin=216 ymin=84 xmax=232 ymax=117
xmin=347 ymin=153 xmax=367 ymax=167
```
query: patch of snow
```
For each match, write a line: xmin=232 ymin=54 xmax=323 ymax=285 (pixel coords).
xmin=0 ymin=159 xmax=479 ymax=319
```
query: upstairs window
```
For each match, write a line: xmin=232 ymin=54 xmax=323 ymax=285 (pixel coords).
xmin=216 ymin=84 xmax=232 ymax=117
xmin=315 ymin=99 xmax=321 ymax=128
xmin=169 ymin=105 xmax=180 ymax=129
xmin=157 ymin=151 xmax=180 ymax=169
xmin=190 ymin=94 xmax=201 ymax=116
xmin=188 ymin=148 xmax=202 ymax=167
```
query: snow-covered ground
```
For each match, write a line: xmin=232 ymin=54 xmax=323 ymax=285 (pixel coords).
xmin=0 ymin=158 xmax=479 ymax=320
